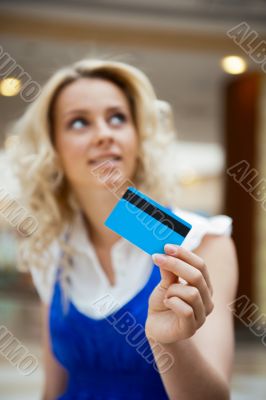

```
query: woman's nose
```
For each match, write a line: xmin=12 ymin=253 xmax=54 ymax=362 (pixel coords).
xmin=93 ymin=120 xmax=114 ymax=144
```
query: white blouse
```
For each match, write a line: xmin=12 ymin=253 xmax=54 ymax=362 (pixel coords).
xmin=30 ymin=208 xmax=233 ymax=319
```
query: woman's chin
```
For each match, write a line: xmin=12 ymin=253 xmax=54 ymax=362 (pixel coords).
xmin=93 ymin=174 xmax=127 ymax=193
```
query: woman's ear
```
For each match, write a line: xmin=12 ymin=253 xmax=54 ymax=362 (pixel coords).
xmin=50 ymin=153 xmax=64 ymax=190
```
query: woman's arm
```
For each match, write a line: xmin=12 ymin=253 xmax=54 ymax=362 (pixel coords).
xmin=41 ymin=304 xmax=68 ymax=400
xmin=146 ymin=235 xmax=238 ymax=400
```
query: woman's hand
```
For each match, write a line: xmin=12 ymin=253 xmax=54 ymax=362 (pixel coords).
xmin=145 ymin=243 xmax=214 ymax=344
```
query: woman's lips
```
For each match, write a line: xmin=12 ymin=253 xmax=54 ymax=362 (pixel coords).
xmin=88 ymin=155 xmax=122 ymax=165
xmin=88 ymin=158 xmax=123 ymax=168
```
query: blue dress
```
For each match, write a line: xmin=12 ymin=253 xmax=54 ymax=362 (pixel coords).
xmin=49 ymin=260 xmax=170 ymax=399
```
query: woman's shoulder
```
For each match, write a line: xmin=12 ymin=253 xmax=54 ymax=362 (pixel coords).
xmin=172 ymin=207 xmax=233 ymax=252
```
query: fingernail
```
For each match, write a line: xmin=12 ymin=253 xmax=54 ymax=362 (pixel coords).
xmin=164 ymin=244 xmax=176 ymax=255
xmin=152 ymin=253 xmax=166 ymax=264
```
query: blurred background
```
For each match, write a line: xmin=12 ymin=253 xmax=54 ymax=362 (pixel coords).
xmin=0 ymin=0 xmax=266 ymax=398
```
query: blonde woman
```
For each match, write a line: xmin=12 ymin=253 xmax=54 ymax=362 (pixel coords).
xmin=7 ymin=59 xmax=238 ymax=399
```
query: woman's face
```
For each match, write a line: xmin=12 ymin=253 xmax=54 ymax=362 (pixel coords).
xmin=53 ymin=77 xmax=138 ymax=192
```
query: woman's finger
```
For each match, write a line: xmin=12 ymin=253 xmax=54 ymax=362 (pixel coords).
xmin=163 ymin=296 xmax=197 ymax=338
xmin=152 ymin=253 xmax=213 ymax=315
xmin=165 ymin=283 xmax=206 ymax=327
xmin=164 ymin=244 xmax=213 ymax=296
xmin=158 ymin=265 xmax=178 ymax=291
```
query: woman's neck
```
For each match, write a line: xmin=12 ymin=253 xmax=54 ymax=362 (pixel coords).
xmin=73 ymin=185 xmax=122 ymax=249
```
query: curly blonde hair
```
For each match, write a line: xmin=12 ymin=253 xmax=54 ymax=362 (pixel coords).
xmin=5 ymin=58 xmax=179 ymax=277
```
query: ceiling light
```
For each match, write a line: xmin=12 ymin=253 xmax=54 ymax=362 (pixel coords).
xmin=221 ymin=56 xmax=247 ymax=75
xmin=0 ymin=78 xmax=21 ymax=96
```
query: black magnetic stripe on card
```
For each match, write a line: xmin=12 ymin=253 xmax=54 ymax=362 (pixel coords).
xmin=122 ymin=189 xmax=191 ymax=237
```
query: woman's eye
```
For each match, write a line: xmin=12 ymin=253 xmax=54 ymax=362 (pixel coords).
xmin=68 ymin=118 xmax=88 ymax=130
xmin=109 ymin=113 xmax=126 ymax=126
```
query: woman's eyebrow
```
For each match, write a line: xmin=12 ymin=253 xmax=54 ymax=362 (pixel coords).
xmin=63 ymin=109 xmax=90 ymax=119
xmin=62 ymin=105 xmax=126 ymax=119
xmin=106 ymin=105 xmax=126 ymax=112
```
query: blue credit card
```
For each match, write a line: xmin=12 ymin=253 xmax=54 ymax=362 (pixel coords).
xmin=104 ymin=187 xmax=192 ymax=255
